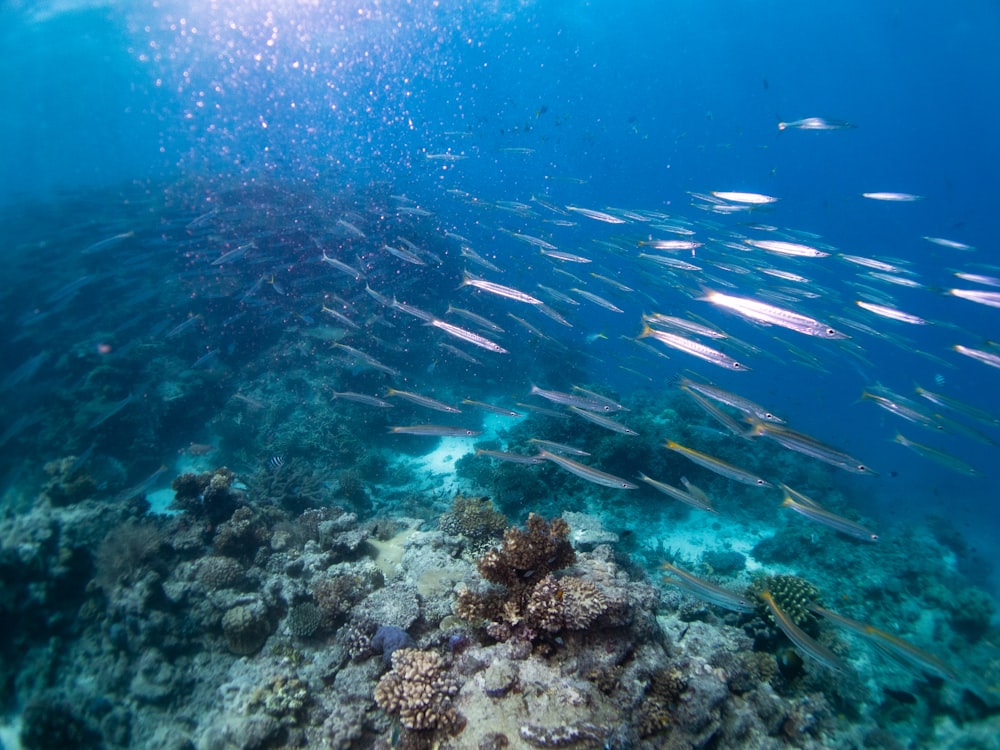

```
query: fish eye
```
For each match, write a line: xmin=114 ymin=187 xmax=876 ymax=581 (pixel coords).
xmin=764 ymin=412 xmax=776 ymax=420
xmin=733 ymin=362 xmax=743 ymax=369
xmin=826 ymin=328 xmax=837 ymax=336
xmin=870 ymin=534 xmax=880 ymax=542
xmin=756 ymin=479 xmax=766 ymax=485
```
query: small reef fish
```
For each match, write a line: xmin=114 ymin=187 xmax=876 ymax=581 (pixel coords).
xmin=861 ymin=192 xmax=924 ymax=202
xmin=710 ymin=191 xmax=778 ymax=205
xmin=760 ymin=591 xmax=847 ymax=674
xmin=474 ymin=449 xmax=545 ymax=464
xmin=660 ymin=562 xmax=755 ymax=613
xmin=777 ymin=117 xmax=856 ymax=131
xmin=461 ymin=272 xmax=544 ymax=305
xmin=748 ymin=420 xmax=878 ymax=475
xmin=385 ymin=388 xmax=461 ymax=413
xmin=779 ymin=484 xmax=879 ymax=542
xmin=638 ymin=473 xmax=715 ymax=512
xmin=388 ymin=425 xmax=481 ymax=437
xmin=332 ymin=392 xmax=394 ymax=408
xmin=527 ymin=438 xmax=590 ymax=456
xmin=534 ymin=449 xmax=638 ymax=489
xmin=664 ymin=440 xmax=772 ymax=487
xmin=701 ymin=289 xmax=847 ymax=339
xmin=567 ymin=405 xmax=639 ymax=436
xmin=428 ymin=318 xmax=508 ymax=353
xmin=638 ymin=325 xmax=750 ymax=371
xmin=892 ymin=433 xmax=981 ymax=477
xmin=809 ymin=604 xmax=960 ymax=683
xmin=181 ymin=442 xmax=217 ymax=456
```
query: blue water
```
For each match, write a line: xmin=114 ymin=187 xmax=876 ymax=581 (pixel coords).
xmin=13 ymin=0 xmax=995 ymax=538
xmin=2 ymin=0 xmax=1000 ymax=744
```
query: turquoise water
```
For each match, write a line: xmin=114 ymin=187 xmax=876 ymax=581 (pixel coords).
xmin=2 ymin=1 xmax=999 ymax=747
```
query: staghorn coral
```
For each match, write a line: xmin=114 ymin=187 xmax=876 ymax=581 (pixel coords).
xmin=749 ymin=574 xmax=820 ymax=627
xmin=373 ymin=648 xmax=461 ymax=732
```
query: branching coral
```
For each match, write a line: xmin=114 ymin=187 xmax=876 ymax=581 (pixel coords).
xmin=373 ymin=648 xmax=461 ymax=732
xmin=454 ymin=514 xmax=610 ymax=646
xmin=477 ymin=513 xmax=575 ymax=589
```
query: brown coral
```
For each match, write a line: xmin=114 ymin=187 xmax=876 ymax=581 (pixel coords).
xmin=477 ymin=513 xmax=574 ymax=589
xmin=525 ymin=575 xmax=608 ymax=632
xmin=438 ymin=494 xmax=507 ymax=548
xmin=454 ymin=515 xmax=611 ymax=647
xmin=373 ymin=648 xmax=461 ymax=732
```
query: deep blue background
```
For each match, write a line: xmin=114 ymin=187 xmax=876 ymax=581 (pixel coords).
xmin=2 ymin=0 xmax=998 ymax=567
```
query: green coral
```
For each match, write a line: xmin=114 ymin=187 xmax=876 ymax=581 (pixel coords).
xmin=749 ymin=574 xmax=820 ymax=627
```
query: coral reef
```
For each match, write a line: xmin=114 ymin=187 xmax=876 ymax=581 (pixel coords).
xmin=39 ymin=456 xmax=97 ymax=507
xmin=455 ymin=514 xmax=617 ymax=648
xmin=221 ymin=601 xmax=272 ymax=655
xmin=438 ymin=493 xmax=508 ymax=550
xmin=749 ymin=574 xmax=822 ymax=627
xmin=477 ymin=513 xmax=575 ymax=589
xmin=170 ymin=466 xmax=240 ymax=523
xmin=93 ymin=520 xmax=164 ymax=593
xmin=373 ymin=647 xmax=462 ymax=732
